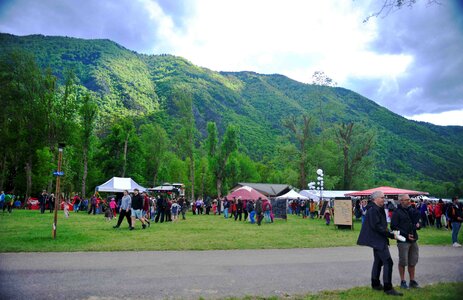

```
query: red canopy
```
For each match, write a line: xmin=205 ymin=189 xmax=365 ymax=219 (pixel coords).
xmin=345 ymin=186 xmax=429 ymax=197
xmin=225 ymin=186 xmax=269 ymax=201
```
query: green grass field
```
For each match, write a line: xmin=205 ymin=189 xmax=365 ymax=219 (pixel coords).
xmin=0 ymin=210 xmax=455 ymax=252
xmin=232 ymin=282 xmax=463 ymax=300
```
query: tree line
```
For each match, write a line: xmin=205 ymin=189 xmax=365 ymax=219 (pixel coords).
xmin=8 ymin=50 xmax=459 ymax=201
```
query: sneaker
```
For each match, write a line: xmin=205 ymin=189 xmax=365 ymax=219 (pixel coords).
xmin=409 ymin=280 xmax=420 ymax=288
xmin=129 ymin=227 xmax=134 ymax=231
xmin=400 ymin=280 xmax=409 ymax=289
xmin=384 ymin=289 xmax=403 ymax=296
xmin=452 ymin=242 xmax=462 ymax=247
xmin=372 ymin=284 xmax=383 ymax=291
xmin=142 ymin=224 xmax=147 ymax=229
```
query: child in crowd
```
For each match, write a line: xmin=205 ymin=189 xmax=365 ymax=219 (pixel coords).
xmin=212 ymin=201 xmax=217 ymax=215
xmin=109 ymin=198 xmax=117 ymax=218
xmin=63 ymin=199 xmax=69 ymax=218
xmin=104 ymin=204 xmax=113 ymax=221
xmin=324 ymin=208 xmax=331 ymax=225
xmin=171 ymin=200 xmax=180 ymax=221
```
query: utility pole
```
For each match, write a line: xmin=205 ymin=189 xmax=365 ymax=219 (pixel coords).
xmin=52 ymin=143 xmax=65 ymax=239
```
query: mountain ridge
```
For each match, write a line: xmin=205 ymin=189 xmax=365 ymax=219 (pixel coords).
xmin=1 ymin=33 xmax=462 ymax=193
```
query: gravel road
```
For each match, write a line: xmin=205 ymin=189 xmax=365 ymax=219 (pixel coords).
xmin=1 ymin=245 xmax=462 ymax=299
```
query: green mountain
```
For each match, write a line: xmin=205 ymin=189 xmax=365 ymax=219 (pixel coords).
xmin=1 ymin=33 xmax=462 ymax=192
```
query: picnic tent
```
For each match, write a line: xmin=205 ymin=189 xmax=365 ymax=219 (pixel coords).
xmin=95 ymin=177 xmax=147 ymax=193
xmin=225 ymin=185 xmax=268 ymax=201
xmin=276 ymin=189 xmax=309 ymax=200
xmin=300 ymin=190 xmax=358 ymax=201
xmin=345 ymin=186 xmax=428 ymax=197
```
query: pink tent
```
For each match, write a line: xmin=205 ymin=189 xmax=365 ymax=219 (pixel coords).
xmin=225 ymin=186 xmax=269 ymax=201
xmin=345 ymin=186 xmax=429 ymax=197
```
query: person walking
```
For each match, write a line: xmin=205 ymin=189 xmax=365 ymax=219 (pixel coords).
xmin=235 ymin=198 xmax=243 ymax=221
xmin=109 ymin=198 xmax=117 ymax=218
xmin=434 ymin=199 xmax=444 ymax=229
xmin=178 ymin=197 xmax=188 ymax=220
xmin=448 ymin=196 xmax=462 ymax=247
xmin=39 ymin=190 xmax=48 ymax=214
xmin=48 ymin=193 xmax=55 ymax=213
xmin=357 ymin=191 xmax=403 ymax=296
xmin=72 ymin=193 xmax=81 ymax=212
xmin=391 ymin=194 xmax=421 ymax=289
xmin=113 ymin=190 xmax=132 ymax=229
xmin=247 ymin=200 xmax=255 ymax=223
xmin=88 ymin=194 xmax=97 ymax=215
xmin=0 ymin=191 xmax=4 ymax=212
xmin=171 ymin=200 xmax=180 ymax=221
xmin=130 ymin=189 xmax=148 ymax=230
xmin=223 ymin=199 xmax=230 ymax=219
xmin=255 ymin=197 xmax=264 ymax=226
xmin=155 ymin=195 xmax=165 ymax=223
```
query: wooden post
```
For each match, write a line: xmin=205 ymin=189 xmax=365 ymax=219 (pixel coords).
xmin=52 ymin=146 xmax=64 ymax=239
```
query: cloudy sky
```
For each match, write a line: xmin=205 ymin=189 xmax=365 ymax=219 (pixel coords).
xmin=1 ymin=0 xmax=462 ymax=125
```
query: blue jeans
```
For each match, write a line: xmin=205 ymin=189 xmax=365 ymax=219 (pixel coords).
xmin=224 ymin=208 xmax=229 ymax=218
xmin=250 ymin=211 xmax=256 ymax=224
xmin=264 ymin=211 xmax=271 ymax=222
xmin=451 ymin=222 xmax=461 ymax=244
xmin=74 ymin=204 xmax=79 ymax=212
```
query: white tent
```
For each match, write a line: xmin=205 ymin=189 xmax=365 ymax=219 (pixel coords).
xmin=276 ymin=189 xmax=310 ymax=200
xmin=299 ymin=190 xmax=320 ymax=201
xmin=300 ymin=190 xmax=357 ymax=201
xmin=96 ymin=177 xmax=147 ymax=193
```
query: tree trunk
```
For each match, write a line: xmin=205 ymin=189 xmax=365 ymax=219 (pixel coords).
xmin=0 ymin=154 xmax=6 ymax=190
xmin=152 ymin=171 xmax=158 ymax=188
xmin=216 ymin=177 xmax=223 ymax=198
xmin=25 ymin=158 xmax=32 ymax=199
xmin=81 ymin=146 xmax=88 ymax=198
xmin=122 ymin=134 xmax=129 ymax=177
xmin=343 ymin=145 xmax=349 ymax=190
xmin=190 ymin=158 xmax=195 ymax=201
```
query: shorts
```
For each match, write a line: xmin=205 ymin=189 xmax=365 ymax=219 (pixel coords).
xmin=131 ymin=209 xmax=143 ymax=219
xmin=397 ymin=242 xmax=419 ymax=266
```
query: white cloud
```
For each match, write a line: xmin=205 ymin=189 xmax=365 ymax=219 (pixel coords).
xmin=408 ymin=109 xmax=463 ymax=126
xmin=148 ymin=0 xmax=412 ymax=87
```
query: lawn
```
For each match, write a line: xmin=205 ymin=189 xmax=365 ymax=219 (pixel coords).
xmin=0 ymin=210 xmax=455 ymax=252
xmin=231 ymin=282 xmax=463 ymax=300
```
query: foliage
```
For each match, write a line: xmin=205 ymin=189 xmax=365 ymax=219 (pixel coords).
xmin=0 ymin=33 xmax=462 ymax=199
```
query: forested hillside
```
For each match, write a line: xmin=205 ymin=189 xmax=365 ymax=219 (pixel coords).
xmin=1 ymin=33 xmax=462 ymax=199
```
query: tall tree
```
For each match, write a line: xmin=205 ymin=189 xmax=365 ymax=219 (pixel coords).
xmin=335 ymin=122 xmax=375 ymax=190
xmin=172 ymin=88 xmax=196 ymax=201
xmin=206 ymin=122 xmax=239 ymax=197
xmin=79 ymin=92 xmax=98 ymax=197
xmin=97 ymin=118 xmax=136 ymax=179
xmin=140 ymin=123 xmax=167 ymax=186
xmin=0 ymin=50 xmax=48 ymax=197
xmin=283 ymin=115 xmax=313 ymax=189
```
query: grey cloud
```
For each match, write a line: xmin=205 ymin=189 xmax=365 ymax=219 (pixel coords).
xmin=0 ymin=0 xmax=189 ymax=54
xmin=348 ymin=1 xmax=463 ymax=116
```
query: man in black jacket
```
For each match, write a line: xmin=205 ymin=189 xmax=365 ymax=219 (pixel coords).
xmin=357 ymin=191 xmax=403 ymax=296
xmin=391 ymin=194 xmax=421 ymax=289
xmin=155 ymin=195 xmax=165 ymax=223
